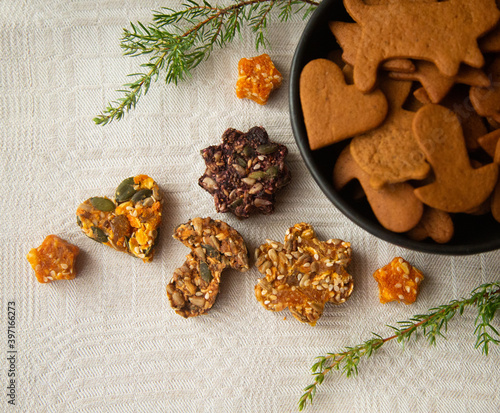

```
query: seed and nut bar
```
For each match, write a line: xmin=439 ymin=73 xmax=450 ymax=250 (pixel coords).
xmin=373 ymin=257 xmax=424 ymax=304
xmin=236 ymin=53 xmax=283 ymax=105
xmin=199 ymin=126 xmax=291 ymax=219
xmin=254 ymin=223 xmax=354 ymax=326
xmin=27 ymin=235 xmax=79 ymax=283
xmin=167 ymin=217 xmax=250 ymax=318
xmin=76 ymin=175 xmax=162 ymax=262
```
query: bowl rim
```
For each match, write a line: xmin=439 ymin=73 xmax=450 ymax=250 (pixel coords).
xmin=288 ymin=0 xmax=500 ymax=256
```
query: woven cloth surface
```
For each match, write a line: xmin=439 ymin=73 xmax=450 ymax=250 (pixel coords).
xmin=1 ymin=1 xmax=499 ymax=412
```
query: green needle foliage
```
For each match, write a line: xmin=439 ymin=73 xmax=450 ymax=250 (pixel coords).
xmin=93 ymin=0 xmax=320 ymax=125
xmin=298 ymin=282 xmax=500 ymax=411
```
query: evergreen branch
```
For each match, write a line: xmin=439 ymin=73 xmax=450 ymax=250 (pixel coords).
xmin=298 ymin=282 xmax=500 ymax=411
xmin=94 ymin=0 xmax=320 ymax=125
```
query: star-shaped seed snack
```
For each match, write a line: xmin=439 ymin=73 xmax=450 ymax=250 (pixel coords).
xmin=236 ymin=53 xmax=283 ymax=105
xmin=199 ymin=126 xmax=291 ymax=219
xmin=27 ymin=235 xmax=79 ymax=283
xmin=373 ymin=257 xmax=424 ymax=305
xmin=254 ymin=223 xmax=354 ymax=326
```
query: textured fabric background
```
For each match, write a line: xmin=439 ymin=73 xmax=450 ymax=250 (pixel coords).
xmin=1 ymin=1 xmax=499 ymax=412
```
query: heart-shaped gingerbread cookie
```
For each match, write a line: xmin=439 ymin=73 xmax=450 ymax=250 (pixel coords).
xmin=76 ymin=175 xmax=162 ymax=262
xmin=300 ymin=58 xmax=388 ymax=150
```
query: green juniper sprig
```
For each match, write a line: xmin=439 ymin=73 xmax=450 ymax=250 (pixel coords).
xmin=298 ymin=282 xmax=500 ymax=411
xmin=93 ymin=0 xmax=320 ymax=125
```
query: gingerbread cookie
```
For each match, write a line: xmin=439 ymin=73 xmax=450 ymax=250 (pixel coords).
xmin=470 ymin=57 xmax=500 ymax=123
xmin=412 ymin=104 xmax=499 ymax=213
xmin=407 ymin=207 xmax=454 ymax=244
xmin=328 ymin=21 xmax=415 ymax=74
xmin=344 ymin=0 xmax=500 ymax=92
xmin=300 ymin=59 xmax=388 ymax=150
xmin=480 ymin=22 xmax=500 ymax=53
xmin=350 ymin=78 xmax=430 ymax=188
xmin=478 ymin=129 xmax=500 ymax=158
xmin=389 ymin=61 xmax=491 ymax=104
xmin=492 ymin=141 xmax=500 ymax=222
xmin=333 ymin=146 xmax=424 ymax=233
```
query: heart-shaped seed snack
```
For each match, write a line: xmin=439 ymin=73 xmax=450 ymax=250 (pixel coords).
xmin=76 ymin=175 xmax=162 ymax=262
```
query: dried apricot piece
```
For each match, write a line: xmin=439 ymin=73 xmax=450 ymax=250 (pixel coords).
xmin=254 ymin=223 xmax=354 ymax=326
xmin=27 ymin=235 xmax=79 ymax=283
xmin=373 ymin=257 xmax=424 ymax=304
xmin=236 ymin=53 xmax=283 ymax=105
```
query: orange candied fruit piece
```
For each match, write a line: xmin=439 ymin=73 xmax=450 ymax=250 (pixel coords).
xmin=236 ymin=53 xmax=283 ymax=105
xmin=373 ymin=257 xmax=424 ymax=304
xmin=27 ymin=235 xmax=79 ymax=283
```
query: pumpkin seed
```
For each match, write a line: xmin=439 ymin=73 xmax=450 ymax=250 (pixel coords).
xmin=76 ymin=216 xmax=82 ymax=227
xmin=256 ymin=143 xmax=278 ymax=155
xmin=202 ymin=244 xmax=220 ymax=258
xmin=200 ymin=261 xmax=213 ymax=283
xmin=248 ymin=171 xmax=267 ymax=180
xmin=91 ymin=226 xmax=108 ymax=243
xmin=90 ymin=197 xmax=115 ymax=212
xmin=131 ymin=189 xmax=153 ymax=202
xmin=230 ymin=198 xmax=243 ymax=209
xmin=266 ymin=166 xmax=279 ymax=178
xmin=236 ymin=157 xmax=247 ymax=168
xmin=115 ymin=177 xmax=136 ymax=203
xmin=242 ymin=145 xmax=255 ymax=157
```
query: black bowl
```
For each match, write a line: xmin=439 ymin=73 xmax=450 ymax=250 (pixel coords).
xmin=289 ymin=0 xmax=500 ymax=255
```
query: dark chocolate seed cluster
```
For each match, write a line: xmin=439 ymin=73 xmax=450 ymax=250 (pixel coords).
xmin=199 ymin=126 xmax=291 ymax=219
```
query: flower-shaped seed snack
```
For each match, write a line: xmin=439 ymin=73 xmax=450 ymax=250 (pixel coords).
xmin=254 ymin=223 xmax=354 ymax=326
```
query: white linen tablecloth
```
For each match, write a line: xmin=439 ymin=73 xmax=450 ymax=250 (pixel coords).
xmin=1 ymin=1 xmax=499 ymax=412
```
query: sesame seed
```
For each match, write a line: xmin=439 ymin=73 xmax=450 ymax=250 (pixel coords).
xmin=314 ymin=254 xmax=319 ymax=260
xmin=264 ymin=300 xmax=270 ymax=305
xmin=398 ymin=294 xmax=405 ymax=300
xmin=277 ymin=275 xmax=284 ymax=280
xmin=395 ymin=283 xmax=402 ymax=288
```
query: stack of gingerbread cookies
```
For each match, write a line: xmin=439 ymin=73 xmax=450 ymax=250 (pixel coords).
xmin=300 ymin=0 xmax=500 ymax=243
